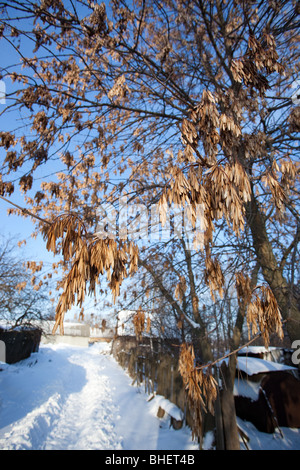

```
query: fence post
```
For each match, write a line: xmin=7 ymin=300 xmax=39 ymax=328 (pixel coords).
xmin=157 ymin=353 xmax=167 ymax=396
xmin=164 ymin=357 xmax=172 ymax=399
xmin=214 ymin=367 xmax=225 ymax=450
xmin=137 ymin=354 xmax=144 ymax=385
xmin=128 ymin=348 xmax=137 ymax=380
xmin=150 ymin=356 xmax=156 ymax=393
xmin=220 ymin=360 xmax=240 ymax=450
xmin=171 ymin=360 xmax=185 ymax=411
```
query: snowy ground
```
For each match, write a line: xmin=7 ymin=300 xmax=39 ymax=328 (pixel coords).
xmin=0 ymin=342 xmax=198 ymax=451
xmin=0 ymin=342 xmax=299 ymax=451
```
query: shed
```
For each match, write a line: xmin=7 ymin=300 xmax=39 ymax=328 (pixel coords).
xmin=233 ymin=355 xmax=300 ymax=433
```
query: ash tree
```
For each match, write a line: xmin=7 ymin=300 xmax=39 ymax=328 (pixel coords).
xmin=0 ymin=0 xmax=299 ymax=448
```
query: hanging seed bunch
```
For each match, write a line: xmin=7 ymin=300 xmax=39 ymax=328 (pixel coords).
xmin=235 ymin=271 xmax=252 ymax=306
xmin=205 ymin=162 xmax=251 ymax=235
xmin=204 ymin=255 xmax=225 ymax=302
xmin=132 ymin=307 xmax=145 ymax=341
xmin=246 ymin=284 xmax=284 ymax=348
xmin=42 ymin=213 xmax=139 ymax=334
xmin=178 ymin=343 xmax=217 ymax=440
xmin=262 ymin=169 xmax=286 ymax=215
xmin=43 ymin=212 xmax=87 ymax=260
xmin=174 ymin=275 xmax=187 ymax=303
xmin=146 ymin=315 xmax=151 ymax=334
xmin=231 ymin=33 xmax=284 ymax=95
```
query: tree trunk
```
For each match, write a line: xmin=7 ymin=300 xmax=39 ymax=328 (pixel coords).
xmin=214 ymin=264 xmax=259 ymax=450
xmin=245 ymin=192 xmax=300 ymax=345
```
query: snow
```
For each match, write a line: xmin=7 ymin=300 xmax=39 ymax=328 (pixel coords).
xmin=0 ymin=342 xmax=198 ymax=450
xmin=236 ymin=356 xmax=298 ymax=376
xmin=237 ymin=418 xmax=300 ymax=451
xmin=233 ymin=378 xmax=261 ymax=401
xmin=238 ymin=346 xmax=279 ymax=355
xmin=0 ymin=342 xmax=299 ymax=451
xmin=148 ymin=395 xmax=184 ymax=422
xmin=116 ymin=309 xmax=135 ymax=336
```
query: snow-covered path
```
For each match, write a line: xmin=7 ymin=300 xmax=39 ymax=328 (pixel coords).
xmin=0 ymin=343 xmax=197 ymax=450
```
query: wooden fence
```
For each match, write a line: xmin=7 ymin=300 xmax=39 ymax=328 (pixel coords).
xmin=112 ymin=336 xmax=194 ymax=430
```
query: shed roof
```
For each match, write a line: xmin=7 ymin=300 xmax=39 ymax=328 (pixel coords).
xmin=236 ymin=356 xmax=297 ymax=376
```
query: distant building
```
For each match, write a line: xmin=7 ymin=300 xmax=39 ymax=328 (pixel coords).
xmin=39 ymin=321 xmax=91 ymax=347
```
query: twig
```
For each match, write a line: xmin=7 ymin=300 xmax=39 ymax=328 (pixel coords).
xmin=196 ymin=316 xmax=289 ymax=372
xmin=196 ymin=332 xmax=263 ymax=371
xmin=0 ymin=194 xmax=51 ymax=226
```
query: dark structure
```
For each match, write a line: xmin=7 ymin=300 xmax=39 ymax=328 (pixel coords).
xmin=235 ymin=371 xmax=300 ymax=433
xmin=0 ymin=327 xmax=42 ymax=364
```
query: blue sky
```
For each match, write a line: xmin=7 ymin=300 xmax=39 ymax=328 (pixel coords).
xmin=0 ymin=70 xmax=52 ymax=263
xmin=0 ymin=32 xmax=38 ymax=249
xmin=0 ymin=25 xmax=70 ymax=297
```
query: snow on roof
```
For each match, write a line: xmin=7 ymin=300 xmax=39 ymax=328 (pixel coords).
xmin=233 ymin=378 xmax=261 ymax=400
xmin=238 ymin=346 xmax=279 ymax=354
xmin=236 ymin=356 xmax=297 ymax=376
